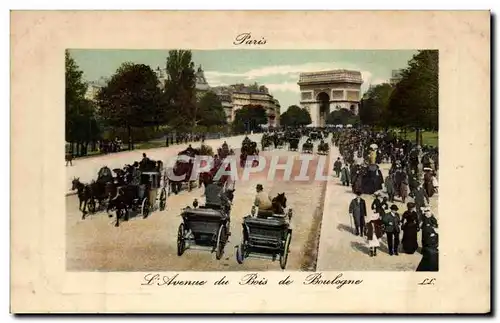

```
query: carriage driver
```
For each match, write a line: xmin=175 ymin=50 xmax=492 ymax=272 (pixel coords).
xmin=254 ymin=184 xmax=273 ymax=211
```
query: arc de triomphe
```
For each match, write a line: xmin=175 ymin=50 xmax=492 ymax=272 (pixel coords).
xmin=297 ymin=69 xmax=363 ymax=127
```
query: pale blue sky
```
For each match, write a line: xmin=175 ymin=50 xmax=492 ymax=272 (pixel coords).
xmin=69 ymin=49 xmax=418 ymax=111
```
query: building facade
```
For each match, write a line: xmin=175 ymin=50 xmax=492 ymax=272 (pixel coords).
xmin=298 ymin=69 xmax=363 ymax=127
xmin=390 ymin=69 xmax=404 ymax=86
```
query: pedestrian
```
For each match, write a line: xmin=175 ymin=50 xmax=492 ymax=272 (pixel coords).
xmin=65 ymin=151 xmax=73 ymax=166
xmin=401 ymin=202 xmax=420 ymax=254
xmin=333 ymin=157 xmax=342 ymax=177
xmin=371 ymin=191 xmax=388 ymax=216
xmin=413 ymin=183 xmax=429 ymax=220
xmin=385 ymin=173 xmax=395 ymax=202
xmin=382 ymin=204 xmax=401 ymax=256
xmin=416 ymin=214 xmax=439 ymax=271
xmin=340 ymin=164 xmax=350 ymax=186
xmin=348 ymin=191 xmax=367 ymax=236
xmin=400 ymin=171 xmax=409 ymax=203
xmin=366 ymin=209 xmax=383 ymax=257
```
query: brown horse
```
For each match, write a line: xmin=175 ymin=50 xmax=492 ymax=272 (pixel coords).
xmin=271 ymin=192 xmax=287 ymax=214
xmin=71 ymin=178 xmax=91 ymax=219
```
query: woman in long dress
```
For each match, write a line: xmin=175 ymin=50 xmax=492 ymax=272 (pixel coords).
xmin=366 ymin=209 xmax=384 ymax=257
xmin=401 ymin=202 xmax=420 ymax=254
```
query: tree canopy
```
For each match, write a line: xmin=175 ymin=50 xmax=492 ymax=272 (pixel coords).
xmin=387 ymin=50 xmax=438 ymax=131
xmin=232 ymin=105 xmax=268 ymax=133
xmin=65 ymin=50 xmax=100 ymax=145
xmin=359 ymin=83 xmax=394 ymax=127
xmin=326 ymin=109 xmax=360 ymax=125
xmin=196 ymin=91 xmax=227 ymax=127
xmin=96 ymin=62 xmax=162 ymax=149
xmin=163 ymin=50 xmax=197 ymax=131
xmin=279 ymin=105 xmax=312 ymax=127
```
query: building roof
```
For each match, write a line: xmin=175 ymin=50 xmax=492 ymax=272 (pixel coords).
xmin=298 ymin=69 xmax=363 ymax=85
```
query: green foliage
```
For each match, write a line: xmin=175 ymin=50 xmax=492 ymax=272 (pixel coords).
xmin=232 ymin=105 xmax=268 ymax=133
xmin=196 ymin=91 xmax=227 ymax=127
xmin=387 ymin=50 xmax=439 ymax=131
xmin=326 ymin=109 xmax=359 ymax=125
xmin=359 ymin=83 xmax=394 ymax=126
xmin=163 ymin=50 xmax=197 ymax=130
xmin=280 ymin=105 xmax=312 ymax=127
xmin=65 ymin=50 xmax=101 ymax=143
xmin=96 ymin=62 xmax=162 ymax=148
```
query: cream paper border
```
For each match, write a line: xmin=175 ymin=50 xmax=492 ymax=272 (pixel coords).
xmin=10 ymin=11 xmax=490 ymax=313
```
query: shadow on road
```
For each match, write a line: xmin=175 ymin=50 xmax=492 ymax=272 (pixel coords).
xmin=337 ymin=223 xmax=354 ymax=234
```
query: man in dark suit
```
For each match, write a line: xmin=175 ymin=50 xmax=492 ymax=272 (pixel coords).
xmin=348 ymin=191 xmax=367 ymax=236
xmin=382 ymin=204 xmax=402 ymax=256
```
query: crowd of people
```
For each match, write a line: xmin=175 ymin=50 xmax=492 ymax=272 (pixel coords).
xmin=332 ymin=128 xmax=439 ymax=271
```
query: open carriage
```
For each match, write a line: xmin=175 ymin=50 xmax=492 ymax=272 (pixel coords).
xmin=317 ymin=142 xmax=329 ymax=155
xmin=302 ymin=141 xmax=314 ymax=154
xmin=288 ymin=138 xmax=300 ymax=151
xmin=177 ymin=202 xmax=231 ymax=260
xmin=309 ymin=131 xmax=322 ymax=141
xmin=236 ymin=207 xmax=293 ymax=269
xmin=113 ymin=171 xmax=167 ymax=226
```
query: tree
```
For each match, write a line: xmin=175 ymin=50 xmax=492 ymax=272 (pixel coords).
xmin=326 ymin=109 xmax=360 ymax=125
xmin=387 ymin=50 xmax=439 ymax=144
xmin=359 ymin=83 xmax=394 ymax=127
xmin=163 ymin=50 xmax=197 ymax=131
xmin=65 ymin=50 xmax=101 ymax=156
xmin=96 ymin=62 xmax=162 ymax=150
xmin=196 ymin=91 xmax=227 ymax=127
xmin=232 ymin=105 xmax=268 ymax=133
xmin=280 ymin=105 xmax=312 ymax=127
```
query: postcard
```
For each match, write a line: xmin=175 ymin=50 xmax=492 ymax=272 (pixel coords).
xmin=11 ymin=10 xmax=490 ymax=313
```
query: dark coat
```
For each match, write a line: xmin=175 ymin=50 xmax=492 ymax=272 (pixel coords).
xmin=366 ymin=219 xmax=384 ymax=240
xmin=371 ymin=198 xmax=388 ymax=215
xmin=382 ymin=212 xmax=401 ymax=233
xmin=413 ymin=187 xmax=429 ymax=207
xmin=348 ymin=198 xmax=367 ymax=220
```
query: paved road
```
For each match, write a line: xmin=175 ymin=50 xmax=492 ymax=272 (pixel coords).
xmin=317 ymin=144 xmax=439 ymax=271
xmin=66 ymin=134 xmax=262 ymax=194
xmin=66 ymin=136 xmax=331 ymax=271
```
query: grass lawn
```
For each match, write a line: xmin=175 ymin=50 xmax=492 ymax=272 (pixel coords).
xmin=404 ymin=131 xmax=439 ymax=147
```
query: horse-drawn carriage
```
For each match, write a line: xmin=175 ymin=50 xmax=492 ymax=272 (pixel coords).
xmin=111 ymin=170 xmax=167 ymax=227
xmin=240 ymin=139 xmax=259 ymax=168
xmin=236 ymin=204 xmax=293 ymax=270
xmin=177 ymin=192 xmax=235 ymax=259
xmin=168 ymin=149 xmax=198 ymax=194
xmin=288 ymin=137 xmax=300 ymax=151
xmin=309 ymin=131 xmax=322 ymax=141
xmin=317 ymin=141 xmax=329 ymax=155
xmin=302 ymin=141 xmax=314 ymax=154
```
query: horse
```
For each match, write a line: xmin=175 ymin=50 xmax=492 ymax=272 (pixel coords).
xmin=271 ymin=192 xmax=287 ymax=214
xmin=71 ymin=178 xmax=91 ymax=219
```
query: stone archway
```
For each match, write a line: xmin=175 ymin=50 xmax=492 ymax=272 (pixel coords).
xmin=317 ymin=92 xmax=330 ymax=126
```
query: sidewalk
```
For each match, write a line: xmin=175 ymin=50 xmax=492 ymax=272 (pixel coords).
xmin=316 ymin=144 xmax=438 ymax=271
xmin=66 ymin=133 xmax=262 ymax=195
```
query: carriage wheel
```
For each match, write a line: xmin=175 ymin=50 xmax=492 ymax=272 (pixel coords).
xmin=236 ymin=242 xmax=246 ymax=264
xmin=279 ymin=231 xmax=292 ymax=270
xmin=159 ymin=188 xmax=167 ymax=211
xmin=177 ymin=223 xmax=186 ymax=256
xmin=215 ymin=224 xmax=227 ymax=260
xmin=141 ymin=198 xmax=150 ymax=218
xmin=88 ymin=199 xmax=96 ymax=214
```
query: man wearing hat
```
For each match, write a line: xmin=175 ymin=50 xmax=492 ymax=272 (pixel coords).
xmin=254 ymin=184 xmax=273 ymax=211
xmin=333 ymin=157 xmax=342 ymax=177
xmin=348 ymin=191 xmax=367 ymax=236
xmin=382 ymin=204 xmax=402 ymax=255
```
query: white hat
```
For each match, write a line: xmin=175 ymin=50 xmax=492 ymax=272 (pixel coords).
xmin=421 ymin=206 xmax=431 ymax=212
xmin=423 ymin=167 xmax=432 ymax=171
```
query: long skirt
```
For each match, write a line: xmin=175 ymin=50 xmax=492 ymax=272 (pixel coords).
xmin=367 ymin=232 xmax=380 ymax=248
xmin=402 ymin=225 xmax=419 ymax=254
